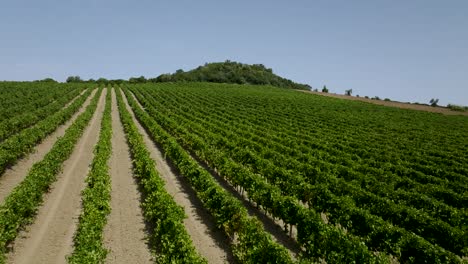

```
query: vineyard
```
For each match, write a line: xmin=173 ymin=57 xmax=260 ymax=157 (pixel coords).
xmin=0 ymin=81 xmax=466 ymax=263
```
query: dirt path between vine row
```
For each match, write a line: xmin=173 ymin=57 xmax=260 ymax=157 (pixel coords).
xmin=6 ymin=89 xmax=106 ymax=264
xmin=121 ymin=90 xmax=233 ymax=263
xmin=0 ymin=89 xmax=96 ymax=204
xmin=103 ymin=89 xmax=153 ymax=264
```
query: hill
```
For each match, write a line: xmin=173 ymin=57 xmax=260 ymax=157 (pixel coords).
xmin=301 ymin=90 xmax=468 ymax=116
xmin=149 ymin=61 xmax=311 ymax=90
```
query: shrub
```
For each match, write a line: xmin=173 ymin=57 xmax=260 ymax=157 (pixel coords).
xmin=447 ymin=104 xmax=468 ymax=112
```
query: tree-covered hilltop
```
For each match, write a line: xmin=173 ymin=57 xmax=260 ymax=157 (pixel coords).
xmin=64 ymin=61 xmax=311 ymax=90
xmin=149 ymin=61 xmax=311 ymax=90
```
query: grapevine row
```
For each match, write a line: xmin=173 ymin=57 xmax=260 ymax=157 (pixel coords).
xmin=0 ymin=88 xmax=93 ymax=176
xmin=149 ymin=86 xmax=468 ymax=195
xmin=130 ymin=85 xmax=464 ymax=263
xmin=136 ymin=87 xmax=466 ymax=254
xmin=0 ymin=88 xmax=102 ymax=263
xmin=123 ymin=87 xmax=382 ymax=263
xmin=140 ymin=86 xmax=467 ymax=219
xmin=0 ymin=82 xmax=77 ymax=121
xmin=156 ymin=84 xmax=468 ymax=184
xmin=68 ymin=88 xmax=112 ymax=263
xmin=0 ymin=87 xmax=83 ymax=142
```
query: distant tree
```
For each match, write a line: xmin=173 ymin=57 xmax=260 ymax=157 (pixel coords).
xmin=345 ymin=89 xmax=352 ymax=96
xmin=364 ymin=96 xmax=369 ymax=99
xmin=129 ymin=76 xmax=147 ymax=83
xmin=313 ymin=88 xmax=318 ymax=92
xmin=373 ymin=96 xmax=381 ymax=100
xmin=447 ymin=104 xmax=468 ymax=112
xmin=322 ymin=85 xmax=329 ymax=93
xmin=66 ymin=76 xmax=82 ymax=83
xmin=429 ymin=98 xmax=439 ymax=107
xmin=152 ymin=74 xmax=173 ymax=83
xmin=113 ymin=79 xmax=125 ymax=84
xmin=175 ymin=69 xmax=184 ymax=74
xmin=35 ymin=78 xmax=57 ymax=83
xmin=384 ymin=98 xmax=391 ymax=101
xmin=43 ymin=78 xmax=57 ymax=83
xmin=97 ymin=78 xmax=109 ymax=84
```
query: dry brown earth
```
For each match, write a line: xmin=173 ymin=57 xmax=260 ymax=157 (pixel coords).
xmin=103 ymin=89 xmax=153 ymax=264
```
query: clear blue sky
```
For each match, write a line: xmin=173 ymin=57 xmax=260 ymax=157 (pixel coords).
xmin=1 ymin=0 xmax=467 ymax=105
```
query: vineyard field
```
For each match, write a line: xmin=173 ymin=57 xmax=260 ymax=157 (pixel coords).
xmin=0 ymin=81 xmax=466 ymax=263
xmin=128 ymin=82 xmax=468 ymax=263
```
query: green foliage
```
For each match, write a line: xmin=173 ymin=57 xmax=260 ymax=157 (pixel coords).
xmin=430 ymin=98 xmax=440 ymax=107
xmin=66 ymin=76 xmax=83 ymax=83
xmin=129 ymin=85 xmax=387 ymax=263
xmin=447 ymin=104 xmax=468 ymax=112
xmin=0 ymin=85 xmax=81 ymax=142
xmin=96 ymin=78 xmax=109 ymax=84
xmin=345 ymin=89 xmax=352 ymax=96
xmin=0 ymin=85 xmax=90 ymax=176
xmin=68 ymin=89 xmax=112 ymax=263
xmin=0 ymin=82 xmax=82 ymax=121
xmin=127 ymin=82 xmax=468 ymax=263
xmin=149 ymin=61 xmax=310 ymax=90
xmin=0 ymin=88 xmax=102 ymax=263
xmin=322 ymin=85 xmax=328 ymax=93
xmin=34 ymin=78 xmax=57 ymax=83
xmin=129 ymin=76 xmax=147 ymax=84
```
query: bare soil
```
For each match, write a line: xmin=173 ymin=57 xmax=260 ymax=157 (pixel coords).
xmin=0 ymin=89 xmax=96 ymax=204
xmin=103 ymin=89 xmax=153 ymax=264
xmin=6 ymin=90 xmax=106 ymax=264
xmin=299 ymin=90 xmax=468 ymax=116
xmin=121 ymin=90 xmax=232 ymax=263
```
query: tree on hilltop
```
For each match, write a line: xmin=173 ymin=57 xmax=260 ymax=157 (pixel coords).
xmin=66 ymin=76 xmax=83 ymax=83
